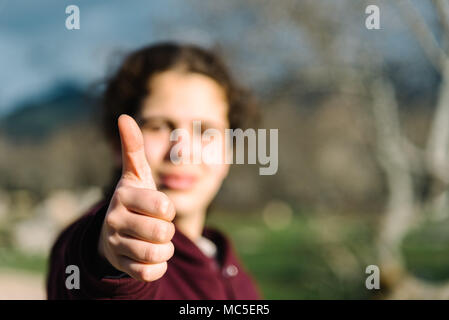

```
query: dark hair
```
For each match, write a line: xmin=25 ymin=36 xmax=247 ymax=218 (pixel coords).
xmin=102 ymin=42 xmax=259 ymax=149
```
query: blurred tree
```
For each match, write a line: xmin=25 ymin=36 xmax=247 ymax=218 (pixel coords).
xmin=367 ymin=0 xmax=449 ymax=298
xmin=199 ymin=0 xmax=449 ymax=298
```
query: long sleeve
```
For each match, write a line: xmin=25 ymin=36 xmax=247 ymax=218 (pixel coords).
xmin=46 ymin=199 xmax=260 ymax=300
xmin=46 ymin=201 xmax=161 ymax=299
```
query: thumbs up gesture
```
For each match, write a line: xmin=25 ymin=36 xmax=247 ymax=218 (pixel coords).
xmin=98 ymin=115 xmax=176 ymax=282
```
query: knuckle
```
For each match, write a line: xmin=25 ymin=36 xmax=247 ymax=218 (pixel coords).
xmin=114 ymin=186 xmax=127 ymax=203
xmin=155 ymin=192 xmax=170 ymax=216
xmin=141 ymin=266 xmax=154 ymax=282
xmin=142 ymin=263 xmax=166 ymax=282
xmin=160 ymin=262 xmax=168 ymax=275
xmin=138 ymin=268 xmax=149 ymax=282
xmin=143 ymin=245 xmax=156 ymax=263
xmin=166 ymin=222 xmax=175 ymax=240
xmin=155 ymin=245 xmax=166 ymax=262
xmin=105 ymin=213 xmax=119 ymax=230
xmin=161 ymin=200 xmax=175 ymax=222
xmin=107 ymin=233 xmax=119 ymax=248
xmin=167 ymin=241 xmax=175 ymax=259
xmin=153 ymin=222 xmax=168 ymax=242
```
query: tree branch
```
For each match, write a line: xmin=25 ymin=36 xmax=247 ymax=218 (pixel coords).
xmin=426 ymin=59 xmax=449 ymax=183
xmin=397 ymin=0 xmax=446 ymax=70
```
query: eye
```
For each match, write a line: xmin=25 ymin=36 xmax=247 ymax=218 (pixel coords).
xmin=141 ymin=120 xmax=170 ymax=132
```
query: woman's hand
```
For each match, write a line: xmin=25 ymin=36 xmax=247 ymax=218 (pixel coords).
xmin=98 ymin=115 xmax=176 ymax=282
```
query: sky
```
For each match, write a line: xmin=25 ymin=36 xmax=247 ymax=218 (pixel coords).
xmin=0 ymin=0 xmax=213 ymax=114
xmin=0 ymin=0 xmax=439 ymax=116
xmin=1 ymin=0 xmax=302 ymax=116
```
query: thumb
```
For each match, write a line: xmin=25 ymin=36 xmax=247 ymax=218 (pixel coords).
xmin=118 ymin=114 xmax=156 ymax=189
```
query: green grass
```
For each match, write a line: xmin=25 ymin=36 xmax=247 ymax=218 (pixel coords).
xmin=206 ymin=211 xmax=376 ymax=299
xmin=4 ymin=210 xmax=449 ymax=299
xmin=0 ymin=248 xmax=48 ymax=274
xmin=402 ymin=219 xmax=449 ymax=282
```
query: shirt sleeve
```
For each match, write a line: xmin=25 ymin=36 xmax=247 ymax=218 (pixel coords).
xmin=46 ymin=200 xmax=160 ymax=299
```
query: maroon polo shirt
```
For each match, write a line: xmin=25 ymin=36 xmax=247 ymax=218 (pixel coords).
xmin=46 ymin=201 xmax=261 ymax=299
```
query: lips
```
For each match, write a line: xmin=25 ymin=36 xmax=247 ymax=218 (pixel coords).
xmin=159 ymin=173 xmax=197 ymax=190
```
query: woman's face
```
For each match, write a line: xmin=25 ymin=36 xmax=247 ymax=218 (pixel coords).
xmin=137 ymin=70 xmax=230 ymax=216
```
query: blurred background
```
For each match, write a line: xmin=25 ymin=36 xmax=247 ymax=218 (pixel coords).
xmin=2 ymin=0 xmax=449 ymax=299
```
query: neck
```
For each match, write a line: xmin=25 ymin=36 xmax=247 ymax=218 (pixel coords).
xmin=173 ymin=209 xmax=206 ymax=242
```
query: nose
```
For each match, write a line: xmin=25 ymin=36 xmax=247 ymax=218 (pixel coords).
xmin=165 ymin=124 xmax=205 ymax=165
xmin=165 ymin=131 xmax=193 ymax=163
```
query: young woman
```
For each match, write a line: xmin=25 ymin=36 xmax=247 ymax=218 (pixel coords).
xmin=46 ymin=42 xmax=261 ymax=299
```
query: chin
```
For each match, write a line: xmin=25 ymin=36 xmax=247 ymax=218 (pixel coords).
xmin=163 ymin=189 xmax=204 ymax=216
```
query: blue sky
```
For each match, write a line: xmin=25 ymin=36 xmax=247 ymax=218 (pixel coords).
xmin=1 ymin=0 xmax=305 ymax=115
xmin=0 ymin=0 xmax=438 ymax=115
xmin=0 ymin=0 xmax=215 ymax=114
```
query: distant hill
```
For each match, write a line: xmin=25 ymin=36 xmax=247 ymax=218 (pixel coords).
xmin=0 ymin=82 xmax=100 ymax=142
